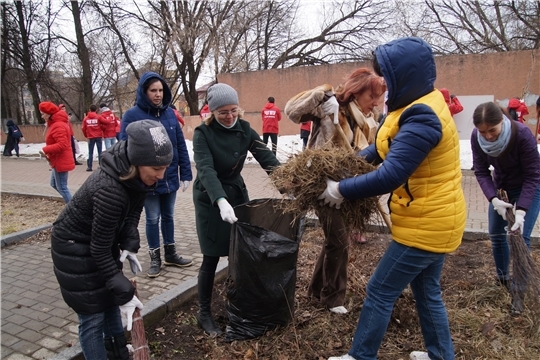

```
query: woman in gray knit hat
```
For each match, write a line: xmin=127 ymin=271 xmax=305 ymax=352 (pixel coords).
xmin=192 ymin=83 xmax=280 ymax=336
xmin=51 ymin=120 xmax=173 ymax=359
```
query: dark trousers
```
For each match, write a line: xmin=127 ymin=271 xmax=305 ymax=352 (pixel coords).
xmin=3 ymin=136 xmax=15 ymax=156
xmin=308 ymin=208 xmax=350 ymax=308
xmin=262 ymin=133 xmax=278 ymax=155
xmin=70 ymin=136 xmax=77 ymax=162
xmin=87 ymin=138 xmax=102 ymax=169
xmin=300 ymin=130 xmax=310 ymax=150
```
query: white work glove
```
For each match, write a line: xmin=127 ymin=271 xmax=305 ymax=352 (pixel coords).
xmin=510 ymin=209 xmax=526 ymax=234
xmin=119 ymin=250 xmax=142 ymax=275
xmin=491 ymin=198 xmax=513 ymax=220
xmin=119 ymin=295 xmax=143 ymax=331
xmin=317 ymin=178 xmax=344 ymax=209
xmin=217 ymin=198 xmax=238 ymax=224
xmin=321 ymin=96 xmax=340 ymax=124
xmin=182 ymin=180 xmax=190 ymax=192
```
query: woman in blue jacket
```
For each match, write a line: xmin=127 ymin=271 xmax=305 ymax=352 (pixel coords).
xmin=120 ymin=72 xmax=193 ymax=278
xmin=471 ymin=101 xmax=540 ymax=314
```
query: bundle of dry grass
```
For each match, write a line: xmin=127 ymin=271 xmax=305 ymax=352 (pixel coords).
xmin=270 ymin=147 xmax=380 ymax=233
xmin=499 ymin=190 xmax=540 ymax=318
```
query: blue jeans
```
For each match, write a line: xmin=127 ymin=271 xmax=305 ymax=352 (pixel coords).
xmin=349 ymin=241 xmax=454 ymax=360
xmin=104 ymin=137 xmax=117 ymax=149
xmin=488 ymin=185 xmax=540 ymax=281
xmin=145 ymin=192 xmax=177 ymax=249
xmin=78 ymin=306 xmax=124 ymax=360
xmin=87 ymin=138 xmax=102 ymax=169
xmin=50 ymin=169 xmax=72 ymax=203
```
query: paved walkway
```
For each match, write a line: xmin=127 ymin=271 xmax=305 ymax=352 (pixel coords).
xmin=1 ymin=156 xmax=538 ymax=359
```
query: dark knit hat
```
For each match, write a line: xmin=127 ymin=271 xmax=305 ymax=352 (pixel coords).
xmin=207 ymin=83 xmax=239 ymax=112
xmin=126 ymin=120 xmax=173 ymax=166
xmin=39 ymin=102 xmax=60 ymax=115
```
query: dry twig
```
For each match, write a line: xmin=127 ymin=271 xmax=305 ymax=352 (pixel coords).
xmin=270 ymin=147 xmax=380 ymax=233
xmin=499 ymin=190 xmax=540 ymax=318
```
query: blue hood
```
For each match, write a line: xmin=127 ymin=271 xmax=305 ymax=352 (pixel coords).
xmin=136 ymin=72 xmax=172 ymax=114
xmin=374 ymin=37 xmax=436 ymax=112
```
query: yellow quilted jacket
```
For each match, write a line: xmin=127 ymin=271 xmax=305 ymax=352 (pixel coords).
xmin=376 ymin=90 xmax=466 ymax=253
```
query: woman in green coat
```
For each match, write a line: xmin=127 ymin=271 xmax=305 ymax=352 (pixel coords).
xmin=192 ymin=83 xmax=280 ymax=336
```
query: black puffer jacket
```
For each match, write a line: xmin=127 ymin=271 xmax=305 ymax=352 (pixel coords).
xmin=51 ymin=141 xmax=150 ymax=314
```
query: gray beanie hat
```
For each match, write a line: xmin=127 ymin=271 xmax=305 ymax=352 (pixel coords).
xmin=207 ymin=83 xmax=239 ymax=112
xmin=126 ymin=120 xmax=173 ymax=166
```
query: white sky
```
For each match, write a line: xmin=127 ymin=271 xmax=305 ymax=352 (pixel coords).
xmin=5 ymin=136 xmax=487 ymax=170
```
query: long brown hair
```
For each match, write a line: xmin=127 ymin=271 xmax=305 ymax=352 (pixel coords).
xmin=473 ymin=102 xmax=511 ymax=127
xmin=335 ymin=68 xmax=386 ymax=104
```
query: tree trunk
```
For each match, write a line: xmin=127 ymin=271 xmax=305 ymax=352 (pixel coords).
xmin=15 ymin=1 xmax=42 ymax=124
xmin=71 ymin=1 xmax=93 ymax=111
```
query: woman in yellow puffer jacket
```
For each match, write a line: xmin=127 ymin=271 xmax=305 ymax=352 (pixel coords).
xmin=324 ymin=37 xmax=466 ymax=360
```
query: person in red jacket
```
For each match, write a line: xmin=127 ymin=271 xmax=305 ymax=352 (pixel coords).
xmin=59 ymin=104 xmax=83 ymax=165
xmin=261 ymin=96 xmax=282 ymax=155
xmin=39 ymin=102 xmax=75 ymax=203
xmin=199 ymin=101 xmax=211 ymax=122
xmin=100 ymin=103 xmax=120 ymax=149
xmin=300 ymin=120 xmax=312 ymax=150
xmin=507 ymin=97 xmax=529 ymax=123
xmin=169 ymin=104 xmax=185 ymax=128
xmin=440 ymin=88 xmax=463 ymax=116
xmin=82 ymin=104 xmax=105 ymax=171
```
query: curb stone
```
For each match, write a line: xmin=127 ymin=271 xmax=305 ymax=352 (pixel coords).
xmin=0 ymin=223 xmax=52 ymax=248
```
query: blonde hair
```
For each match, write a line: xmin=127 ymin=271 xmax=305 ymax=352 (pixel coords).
xmin=119 ymin=165 xmax=139 ymax=181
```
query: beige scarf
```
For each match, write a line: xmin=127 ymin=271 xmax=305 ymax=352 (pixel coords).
xmin=348 ymin=100 xmax=379 ymax=150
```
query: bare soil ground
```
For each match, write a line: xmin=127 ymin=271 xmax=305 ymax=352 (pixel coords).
xmin=1 ymin=193 xmax=65 ymax=235
xmin=145 ymin=228 xmax=540 ymax=360
xmin=4 ymin=193 xmax=540 ymax=359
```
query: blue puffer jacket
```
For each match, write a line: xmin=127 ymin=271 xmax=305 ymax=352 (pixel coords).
xmin=120 ymin=72 xmax=192 ymax=194
xmin=339 ymin=37 xmax=443 ymax=199
xmin=339 ymin=37 xmax=466 ymax=253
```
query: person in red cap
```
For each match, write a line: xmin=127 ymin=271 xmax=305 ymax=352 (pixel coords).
xmin=39 ymin=101 xmax=75 ymax=203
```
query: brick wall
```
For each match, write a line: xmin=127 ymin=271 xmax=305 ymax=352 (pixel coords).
xmin=3 ymin=49 xmax=538 ymax=144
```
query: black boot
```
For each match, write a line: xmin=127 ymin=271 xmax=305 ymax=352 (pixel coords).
xmin=163 ymin=244 xmax=193 ymax=267
xmin=104 ymin=334 xmax=130 ymax=360
xmin=147 ymin=248 xmax=161 ymax=278
xmin=197 ymin=270 xmax=223 ymax=337
xmin=511 ymin=291 xmax=525 ymax=316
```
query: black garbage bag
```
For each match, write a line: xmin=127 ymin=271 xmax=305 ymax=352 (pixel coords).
xmin=225 ymin=198 xmax=304 ymax=342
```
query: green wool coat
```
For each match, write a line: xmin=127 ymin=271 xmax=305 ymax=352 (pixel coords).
xmin=192 ymin=118 xmax=280 ymax=257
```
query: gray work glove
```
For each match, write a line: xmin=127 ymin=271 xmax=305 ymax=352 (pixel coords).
xmin=119 ymin=250 xmax=142 ymax=275
xmin=119 ymin=295 xmax=143 ymax=331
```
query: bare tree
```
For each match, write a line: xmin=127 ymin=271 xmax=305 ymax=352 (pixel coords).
xmin=396 ymin=0 xmax=540 ymax=55
xmin=136 ymin=0 xmax=238 ymax=114
xmin=1 ymin=1 xmax=58 ymax=124
xmin=69 ymin=1 xmax=93 ymax=111
xmin=270 ymin=0 xmax=393 ymax=68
